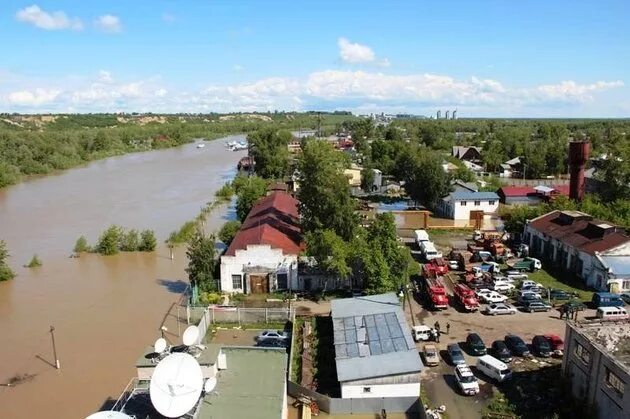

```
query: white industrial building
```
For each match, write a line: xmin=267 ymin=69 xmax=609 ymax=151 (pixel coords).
xmin=523 ymin=210 xmax=630 ymax=292
xmin=219 ymin=191 xmax=302 ymax=294
xmin=331 ymin=293 xmax=423 ymax=399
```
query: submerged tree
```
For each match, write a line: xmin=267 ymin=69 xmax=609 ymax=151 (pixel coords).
xmin=0 ymin=240 xmax=15 ymax=281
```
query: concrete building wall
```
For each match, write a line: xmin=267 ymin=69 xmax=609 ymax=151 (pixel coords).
xmin=341 ymin=382 xmax=420 ymax=399
xmin=220 ymin=245 xmax=298 ymax=293
xmin=562 ymin=324 xmax=630 ymax=419
xmin=442 ymin=199 xmax=499 ymax=220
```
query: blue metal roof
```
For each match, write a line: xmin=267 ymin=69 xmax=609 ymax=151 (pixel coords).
xmin=450 ymin=191 xmax=499 ymax=201
xmin=331 ymin=293 xmax=423 ymax=382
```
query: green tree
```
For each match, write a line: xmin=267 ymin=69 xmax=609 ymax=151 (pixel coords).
xmin=139 ymin=230 xmax=157 ymax=251
xmin=235 ymin=176 xmax=269 ymax=221
xmin=0 ymin=162 xmax=20 ymax=188
xmin=0 ymin=240 xmax=15 ymax=281
xmin=248 ymin=127 xmax=291 ymax=179
xmin=218 ymin=220 xmax=241 ymax=245
xmin=120 ymin=229 xmax=140 ymax=251
xmin=595 ymin=141 xmax=630 ymax=202
xmin=396 ymin=147 xmax=452 ymax=209
xmin=297 ymin=140 xmax=357 ymax=240
xmin=186 ymin=230 xmax=218 ymax=296
xmin=360 ymin=165 xmax=375 ymax=192
xmin=482 ymin=140 xmax=505 ymax=173
xmin=305 ymin=229 xmax=350 ymax=280
xmin=215 ymin=182 xmax=234 ymax=201
xmin=96 ymin=225 xmax=123 ymax=255
xmin=73 ymin=236 xmax=90 ymax=253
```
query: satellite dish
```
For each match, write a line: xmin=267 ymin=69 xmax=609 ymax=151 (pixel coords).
xmin=150 ymin=353 xmax=203 ymax=418
xmin=85 ymin=411 xmax=133 ymax=419
xmin=204 ymin=377 xmax=217 ymax=393
xmin=182 ymin=325 xmax=200 ymax=346
xmin=154 ymin=337 xmax=167 ymax=353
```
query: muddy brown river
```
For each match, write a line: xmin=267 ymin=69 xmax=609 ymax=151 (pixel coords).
xmin=0 ymin=136 xmax=246 ymax=418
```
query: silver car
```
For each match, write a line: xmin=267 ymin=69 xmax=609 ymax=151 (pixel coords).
xmin=485 ymin=303 xmax=517 ymax=316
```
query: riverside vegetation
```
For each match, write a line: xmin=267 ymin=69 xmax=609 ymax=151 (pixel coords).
xmin=74 ymin=226 xmax=157 ymax=255
xmin=0 ymin=240 xmax=15 ymax=281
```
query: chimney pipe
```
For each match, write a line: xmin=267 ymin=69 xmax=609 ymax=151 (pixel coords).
xmin=568 ymin=141 xmax=590 ymax=201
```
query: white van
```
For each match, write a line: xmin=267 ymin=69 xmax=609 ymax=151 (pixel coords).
xmin=422 ymin=242 xmax=442 ymax=261
xmin=411 ymin=325 xmax=434 ymax=342
xmin=414 ymin=229 xmax=430 ymax=247
xmin=596 ymin=306 xmax=629 ymax=320
xmin=476 ymin=355 xmax=512 ymax=382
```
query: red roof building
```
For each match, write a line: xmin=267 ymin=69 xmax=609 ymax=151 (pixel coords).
xmin=497 ymin=184 xmax=570 ymax=205
xmin=221 ymin=191 xmax=303 ymax=294
xmin=523 ymin=210 xmax=630 ymax=291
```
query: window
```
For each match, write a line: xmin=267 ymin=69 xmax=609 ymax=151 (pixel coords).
xmin=622 ymin=280 xmax=630 ymax=292
xmin=489 ymin=200 xmax=496 ymax=205
xmin=606 ymin=368 xmax=625 ymax=395
xmin=232 ymin=274 xmax=242 ymax=290
xmin=362 ymin=387 xmax=371 ymax=393
xmin=277 ymin=273 xmax=288 ymax=290
xmin=474 ymin=201 xmax=480 ymax=206
xmin=461 ymin=201 xmax=467 ymax=206
xmin=574 ymin=341 xmax=590 ymax=365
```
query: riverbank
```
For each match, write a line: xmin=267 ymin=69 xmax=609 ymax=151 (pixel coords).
xmin=0 ymin=137 xmax=244 ymax=419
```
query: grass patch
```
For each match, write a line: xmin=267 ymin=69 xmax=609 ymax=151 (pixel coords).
xmin=290 ymin=316 xmax=305 ymax=383
xmin=527 ymin=269 xmax=594 ymax=301
xmin=426 ymin=228 xmax=474 ymax=236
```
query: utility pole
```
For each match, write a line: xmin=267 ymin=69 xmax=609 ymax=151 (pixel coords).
xmin=50 ymin=326 xmax=60 ymax=369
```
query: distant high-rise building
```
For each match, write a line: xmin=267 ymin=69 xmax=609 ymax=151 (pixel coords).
xmin=445 ymin=110 xmax=450 ymax=119
xmin=437 ymin=110 xmax=441 ymax=119
xmin=452 ymin=109 xmax=458 ymax=120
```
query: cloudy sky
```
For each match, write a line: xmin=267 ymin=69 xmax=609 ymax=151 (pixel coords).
xmin=1 ymin=0 xmax=629 ymax=116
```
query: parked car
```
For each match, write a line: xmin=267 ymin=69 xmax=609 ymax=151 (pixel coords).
xmin=476 ymin=288 xmax=494 ymax=298
xmin=544 ymin=334 xmax=564 ymax=357
xmin=562 ymin=299 xmax=586 ymax=313
xmin=447 ymin=343 xmax=466 ymax=365
xmin=521 ymin=280 xmax=543 ymax=289
xmin=491 ymin=340 xmax=513 ymax=363
xmin=517 ymin=292 xmax=542 ymax=305
xmin=504 ymin=334 xmax=530 ymax=357
xmin=256 ymin=338 xmax=287 ymax=348
xmin=506 ymin=272 xmax=528 ymax=281
xmin=485 ymin=303 xmax=517 ymax=316
xmin=480 ymin=291 xmax=508 ymax=304
xmin=466 ymin=333 xmax=487 ymax=356
xmin=547 ymin=289 xmax=572 ymax=300
xmin=522 ymin=300 xmax=552 ymax=313
xmin=620 ymin=293 xmax=630 ymax=305
xmin=448 ymin=260 xmax=460 ymax=270
xmin=454 ymin=364 xmax=480 ymax=395
xmin=531 ymin=335 xmax=552 ymax=357
xmin=493 ymin=283 xmax=516 ymax=293
xmin=521 ymin=285 xmax=544 ymax=295
xmin=423 ymin=344 xmax=440 ymax=366
xmin=256 ymin=330 xmax=288 ymax=341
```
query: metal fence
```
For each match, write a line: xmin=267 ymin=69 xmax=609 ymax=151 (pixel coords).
xmin=187 ymin=306 xmax=294 ymax=332
xmin=287 ymin=380 xmax=422 ymax=415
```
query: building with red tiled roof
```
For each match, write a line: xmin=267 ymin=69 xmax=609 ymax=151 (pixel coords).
xmin=220 ymin=191 xmax=303 ymax=294
xmin=523 ymin=210 xmax=630 ymax=292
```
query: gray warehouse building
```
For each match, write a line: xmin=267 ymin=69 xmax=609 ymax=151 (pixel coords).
xmin=562 ymin=320 xmax=630 ymax=418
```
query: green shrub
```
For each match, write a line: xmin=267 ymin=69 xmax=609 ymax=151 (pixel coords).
xmin=73 ymin=236 xmax=90 ymax=253
xmin=218 ymin=220 xmax=241 ymax=245
xmin=139 ymin=230 xmax=157 ymax=251
xmin=95 ymin=225 xmax=123 ymax=255
xmin=120 ymin=229 xmax=140 ymax=251
xmin=0 ymin=240 xmax=15 ymax=281
xmin=25 ymin=254 xmax=42 ymax=268
xmin=200 ymin=292 xmax=223 ymax=305
xmin=215 ymin=182 xmax=234 ymax=201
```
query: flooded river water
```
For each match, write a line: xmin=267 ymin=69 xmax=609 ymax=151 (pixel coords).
xmin=0 ymin=136 xmax=246 ymax=418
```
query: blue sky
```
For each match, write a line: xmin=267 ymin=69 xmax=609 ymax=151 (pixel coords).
xmin=1 ymin=0 xmax=629 ymax=116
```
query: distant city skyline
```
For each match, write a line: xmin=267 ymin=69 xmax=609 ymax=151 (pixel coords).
xmin=1 ymin=0 xmax=629 ymax=116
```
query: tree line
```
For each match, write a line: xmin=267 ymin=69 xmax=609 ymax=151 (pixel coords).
xmin=74 ymin=226 xmax=157 ymax=255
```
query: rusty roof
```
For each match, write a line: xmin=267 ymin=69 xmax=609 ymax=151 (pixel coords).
xmin=225 ymin=191 xmax=302 ymax=256
xmin=528 ymin=210 xmax=629 ymax=255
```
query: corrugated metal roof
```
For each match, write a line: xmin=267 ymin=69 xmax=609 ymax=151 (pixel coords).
xmin=600 ymin=256 xmax=630 ymax=277
xmin=450 ymin=191 xmax=499 ymax=201
xmin=331 ymin=293 xmax=423 ymax=382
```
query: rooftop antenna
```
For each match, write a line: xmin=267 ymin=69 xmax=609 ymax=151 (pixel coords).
xmin=85 ymin=411 xmax=134 ymax=419
xmin=150 ymin=353 xmax=204 ymax=418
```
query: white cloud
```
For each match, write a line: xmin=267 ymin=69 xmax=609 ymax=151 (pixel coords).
xmin=337 ymin=37 xmax=389 ymax=66
xmin=16 ymin=5 xmax=83 ymax=31
xmin=98 ymin=70 xmax=113 ymax=83
xmin=95 ymin=15 xmax=122 ymax=33
xmin=7 ymin=88 xmax=61 ymax=106
xmin=0 ymin=69 xmax=624 ymax=116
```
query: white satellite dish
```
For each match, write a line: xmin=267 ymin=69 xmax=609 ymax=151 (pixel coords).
xmin=204 ymin=376 xmax=217 ymax=393
xmin=150 ymin=353 xmax=203 ymax=418
xmin=154 ymin=337 xmax=167 ymax=353
xmin=182 ymin=325 xmax=200 ymax=346
xmin=85 ymin=411 xmax=133 ymax=419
